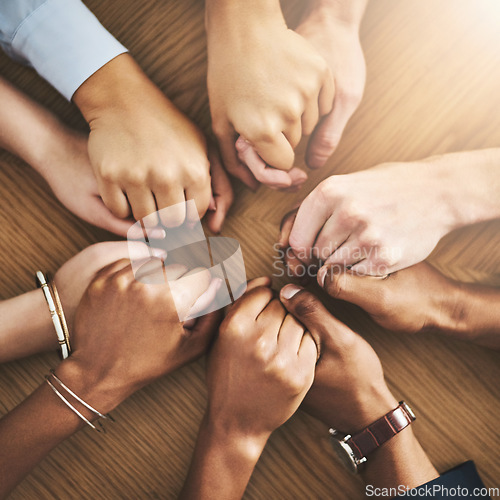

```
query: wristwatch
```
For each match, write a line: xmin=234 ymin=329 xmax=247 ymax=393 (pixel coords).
xmin=329 ymin=401 xmax=416 ymax=474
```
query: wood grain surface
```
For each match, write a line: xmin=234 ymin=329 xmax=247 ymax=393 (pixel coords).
xmin=1 ymin=0 xmax=499 ymax=498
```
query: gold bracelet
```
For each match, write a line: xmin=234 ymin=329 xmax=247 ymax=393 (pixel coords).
xmin=46 ymin=273 xmax=72 ymax=356
xmin=35 ymin=271 xmax=70 ymax=359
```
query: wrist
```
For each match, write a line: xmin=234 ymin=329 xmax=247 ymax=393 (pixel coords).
xmin=205 ymin=0 xmax=284 ymax=41
xmin=301 ymin=0 xmax=367 ymax=30
xmin=344 ymin=386 xmax=399 ymax=433
xmin=426 ymin=278 xmax=470 ymax=336
xmin=429 ymin=149 xmax=500 ymax=230
xmin=202 ymin=412 xmax=270 ymax=464
xmin=72 ymin=53 xmax=151 ymax=123
xmin=323 ymin=383 xmax=399 ymax=433
xmin=54 ymin=358 xmax=125 ymax=416
xmin=361 ymin=426 xmax=439 ymax=491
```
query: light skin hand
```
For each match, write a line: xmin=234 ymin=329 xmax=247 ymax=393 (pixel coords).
xmin=205 ymin=144 xmax=234 ymax=234
xmin=0 ymin=241 xmax=166 ymax=363
xmin=73 ymin=54 xmax=211 ymax=227
xmin=180 ymin=279 xmax=317 ymax=500
xmin=279 ymin=284 xmax=439 ymax=493
xmin=0 ymin=260 xmax=222 ymax=497
xmin=321 ymin=262 xmax=500 ymax=349
xmin=206 ymin=0 xmax=334 ymax=189
xmin=283 ymin=152 xmax=500 ymax=276
xmin=296 ymin=0 xmax=367 ymax=168
xmin=235 ymin=136 xmax=308 ymax=191
xmin=0 ymin=77 xmax=134 ymax=236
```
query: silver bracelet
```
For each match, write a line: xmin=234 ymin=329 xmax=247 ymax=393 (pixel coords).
xmin=49 ymin=370 xmax=114 ymax=422
xmin=46 ymin=375 xmax=104 ymax=432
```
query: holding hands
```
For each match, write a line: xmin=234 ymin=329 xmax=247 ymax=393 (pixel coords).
xmin=296 ymin=0 xmax=367 ymax=168
xmin=181 ymin=277 xmax=318 ymax=499
xmin=73 ymin=54 xmax=212 ymax=227
xmin=206 ymin=0 xmax=334 ymax=189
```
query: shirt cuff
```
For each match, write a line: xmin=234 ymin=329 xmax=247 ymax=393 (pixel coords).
xmin=11 ymin=0 xmax=127 ymax=100
xmin=398 ymin=461 xmax=490 ymax=499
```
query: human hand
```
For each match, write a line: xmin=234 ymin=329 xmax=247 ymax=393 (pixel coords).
xmin=280 ymin=283 xmax=441 ymax=490
xmin=40 ymin=129 xmax=137 ymax=236
xmin=279 ymin=284 xmax=397 ymax=432
xmin=205 ymin=143 xmax=234 ymax=233
xmin=282 ymin=161 xmax=461 ymax=277
xmin=320 ymin=262 xmax=464 ymax=335
xmin=57 ymin=260 xmax=223 ymax=413
xmin=206 ymin=277 xmax=317 ymax=442
xmin=73 ymin=54 xmax=211 ymax=227
xmin=296 ymin=5 xmax=366 ymax=168
xmin=54 ymin=241 xmax=166 ymax=334
xmin=234 ymin=137 xmax=308 ymax=191
xmin=206 ymin=1 xmax=333 ymax=189
xmin=180 ymin=277 xmax=317 ymax=500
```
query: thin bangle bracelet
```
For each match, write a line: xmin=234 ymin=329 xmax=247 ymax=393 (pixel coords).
xmin=46 ymin=376 xmax=103 ymax=432
xmin=49 ymin=370 xmax=114 ymax=422
xmin=47 ymin=273 xmax=72 ymax=355
xmin=36 ymin=271 xmax=70 ymax=359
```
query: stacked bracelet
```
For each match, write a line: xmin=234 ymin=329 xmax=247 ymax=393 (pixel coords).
xmin=36 ymin=271 xmax=72 ymax=359
xmin=46 ymin=370 xmax=114 ymax=432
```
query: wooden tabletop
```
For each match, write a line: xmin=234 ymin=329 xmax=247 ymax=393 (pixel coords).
xmin=1 ymin=0 xmax=499 ymax=498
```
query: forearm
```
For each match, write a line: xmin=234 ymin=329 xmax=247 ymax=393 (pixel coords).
xmin=303 ymin=0 xmax=368 ymax=29
xmin=72 ymin=53 xmax=158 ymax=123
xmin=0 ymin=78 xmax=64 ymax=172
xmin=0 ymin=359 xmax=116 ymax=497
xmin=180 ymin=416 xmax=267 ymax=500
xmin=435 ymin=149 xmax=500 ymax=229
xmin=361 ymin=427 xmax=439 ymax=496
xmin=205 ymin=0 xmax=284 ymax=40
xmin=0 ymin=290 xmax=58 ymax=363
xmin=441 ymin=281 xmax=500 ymax=349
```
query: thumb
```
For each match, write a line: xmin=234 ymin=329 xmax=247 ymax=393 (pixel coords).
xmin=279 ymin=284 xmax=350 ymax=354
xmin=89 ymin=196 xmax=136 ymax=237
xmin=319 ymin=265 xmax=387 ymax=315
xmin=306 ymin=102 xmax=352 ymax=169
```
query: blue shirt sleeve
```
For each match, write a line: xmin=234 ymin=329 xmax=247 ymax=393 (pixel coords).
xmin=0 ymin=0 xmax=127 ymax=100
xmin=399 ymin=461 xmax=491 ymax=499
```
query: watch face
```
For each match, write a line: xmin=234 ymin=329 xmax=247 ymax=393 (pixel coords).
xmin=329 ymin=434 xmax=358 ymax=473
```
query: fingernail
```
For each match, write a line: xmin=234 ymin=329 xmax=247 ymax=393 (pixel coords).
xmin=281 ymin=284 xmax=303 ymax=299
xmin=149 ymin=228 xmax=166 ymax=239
xmin=151 ymin=248 xmax=167 ymax=259
xmin=318 ymin=265 xmax=328 ymax=288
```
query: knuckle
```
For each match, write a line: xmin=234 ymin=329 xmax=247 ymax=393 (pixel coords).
xmin=254 ymin=336 xmax=273 ymax=363
xmin=282 ymin=100 xmax=303 ymax=123
xmin=317 ymin=131 xmax=340 ymax=152
xmin=338 ymin=199 xmax=365 ymax=226
xmin=293 ymin=295 xmax=321 ymax=318
xmin=245 ymin=119 xmax=279 ymax=144
xmin=312 ymin=179 xmax=335 ymax=209
xmin=124 ymin=169 xmax=147 ymax=187
xmin=359 ymin=228 xmax=382 ymax=249
xmin=99 ymin=163 xmax=120 ymax=183
xmin=221 ymin=317 xmax=247 ymax=341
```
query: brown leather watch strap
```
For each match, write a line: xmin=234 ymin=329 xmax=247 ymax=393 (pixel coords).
xmin=348 ymin=401 xmax=416 ymax=460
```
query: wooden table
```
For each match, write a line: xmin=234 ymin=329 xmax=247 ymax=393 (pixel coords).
xmin=1 ymin=0 xmax=499 ymax=498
